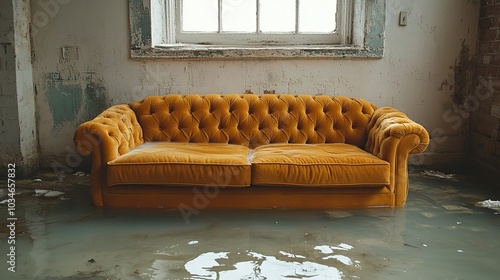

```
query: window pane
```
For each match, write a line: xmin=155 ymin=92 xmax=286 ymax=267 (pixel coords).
xmin=299 ymin=0 xmax=337 ymax=33
xmin=260 ymin=0 xmax=296 ymax=33
xmin=222 ymin=0 xmax=257 ymax=32
xmin=182 ymin=0 xmax=218 ymax=32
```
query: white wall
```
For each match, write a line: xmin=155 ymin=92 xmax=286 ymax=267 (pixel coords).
xmin=30 ymin=0 xmax=480 ymax=168
xmin=0 ymin=0 xmax=38 ymax=175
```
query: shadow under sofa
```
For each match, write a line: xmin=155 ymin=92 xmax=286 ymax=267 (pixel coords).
xmin=73 ymin=94 xmax=429 ymax=209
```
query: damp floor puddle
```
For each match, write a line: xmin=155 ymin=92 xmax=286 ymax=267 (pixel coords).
xmin=0 ymin=170 xmax=499 ymax=279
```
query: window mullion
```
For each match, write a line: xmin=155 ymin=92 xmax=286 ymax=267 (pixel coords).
xmin=337 ymin=0 xmax=353 ymax=44
xmin=352 ymin=0 xmax=364 ymax=45
xmin=256 ymin=0 xmax=261 ymax=34
xmin=166 ymin=0 xmax=176 ymax=44
xmin=218 ymin=0 xmax=222 ymax=33
xmin=173 ymin=0 xmax=348 ymax=46
xmin=295 ymin=0 xmax=299 ymax=34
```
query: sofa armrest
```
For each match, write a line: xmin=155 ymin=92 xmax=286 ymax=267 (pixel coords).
xmin=365 ymin=107 xmax=429 ymax=157
xmin=74 ymin=104 xmax=144 ymax=161
xmin=73 ymin=104 xmax=144 ymax=206
xmin=365 ymin=107 xmax=429 ymax=206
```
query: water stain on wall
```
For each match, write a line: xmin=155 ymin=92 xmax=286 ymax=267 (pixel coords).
xmin=84 ymin=77 xmax=108 ymax=119
xmin=45 ymin=72 xmax=108 ymax=129
xmin=452 ymin=41 xmax=475 ymax=106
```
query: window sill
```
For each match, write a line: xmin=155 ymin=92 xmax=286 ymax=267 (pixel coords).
xmin=130 ymin=44 xmax=384 ymax=60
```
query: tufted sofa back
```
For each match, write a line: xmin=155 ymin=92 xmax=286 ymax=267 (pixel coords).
xmin=129 ymin=94 xmax=377 ymax=149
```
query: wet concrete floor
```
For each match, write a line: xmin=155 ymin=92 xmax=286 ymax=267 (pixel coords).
xmin=0 ymin=169 xmax=499 ymax=279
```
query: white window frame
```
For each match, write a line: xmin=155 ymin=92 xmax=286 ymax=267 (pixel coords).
xmin=129 ymin=0 xmax=385 ymax=59
xmin=172 ymin=0 xmax=351 ymax=46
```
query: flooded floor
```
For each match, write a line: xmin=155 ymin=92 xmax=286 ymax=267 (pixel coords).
xmin=1 ymin=169 xmax=499 ymax=280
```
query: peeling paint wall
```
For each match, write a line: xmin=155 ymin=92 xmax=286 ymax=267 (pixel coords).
xmin=43 ymin=71 xmax=107 ymax=129
xmin=0 ymin=0 xmax=38 ymax=176
xmin=30 ymin=0 xmax=480 ymax=167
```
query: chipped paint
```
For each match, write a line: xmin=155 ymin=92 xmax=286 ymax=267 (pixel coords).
xmin=45 ymin=72 xmax=108 ymax=129
xmin=0 ymin=0 xmax=39 ymax=176
xmin=362 ymin=0 xmax=386 ymax=56
xmin=131 ymin=46 xmax=385 ymax=60
xmin=129 ymin=0 xmax=152 ymax=50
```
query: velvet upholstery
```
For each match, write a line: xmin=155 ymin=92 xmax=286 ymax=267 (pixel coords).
xmin=74 ymin=94 xmax=429 ymax=209
xmin=128 ymin=94 xmax=375 ymax=148
xmin=251 ymin=143 xmax=390 ymax=187
xmin=108 ymin=142 xmax=251 ymax=187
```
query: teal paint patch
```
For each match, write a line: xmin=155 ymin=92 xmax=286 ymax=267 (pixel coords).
xmin=129 ymin=0 xmax=152 ymax=50
xmin=83 ymin=81 xmax=108 ymax=121
xmin=44 ymin=71 xmax=109 ymax=130
xmin=45 ymin=82 xmax=83 ymax=127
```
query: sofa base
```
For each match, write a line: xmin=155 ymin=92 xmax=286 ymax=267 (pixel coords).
xmin=102 ymin=185 xmax=395 ymax=209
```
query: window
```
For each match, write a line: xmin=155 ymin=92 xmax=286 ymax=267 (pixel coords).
xmin=173 ymin=0 xmax=349 ymax=45
xmin=129 ymin=0 xmax=386 ymax=59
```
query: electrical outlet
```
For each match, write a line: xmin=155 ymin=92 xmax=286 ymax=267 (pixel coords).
xmin=491 ymin=104 xmax=500 ymax=119
xmin=399 ymin=11 xmax=408 ymax=26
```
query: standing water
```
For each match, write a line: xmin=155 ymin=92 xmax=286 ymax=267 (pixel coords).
xmin=0 ymin=170 xmax=499 ymax=279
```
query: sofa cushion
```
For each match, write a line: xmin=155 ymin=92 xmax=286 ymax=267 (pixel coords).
xmin=251 ymin=143 xmax=390 ymax=187
xmin=107 ymin=142 xmax=251 ymax=187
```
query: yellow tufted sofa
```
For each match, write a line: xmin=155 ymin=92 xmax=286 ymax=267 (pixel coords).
xmin=73 ymin=94 xmax=429 ymax=209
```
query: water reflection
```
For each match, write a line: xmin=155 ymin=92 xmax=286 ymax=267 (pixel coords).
xmin=138 ymin=207 xmax=401 ymax=279
xmin=182 ymin=250 xmax=346 ymax=280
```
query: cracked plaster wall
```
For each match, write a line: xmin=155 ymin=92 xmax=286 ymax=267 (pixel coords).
xmin=0 ymin=0 xmax=38 ymax=176
xmin=30 ymin=0 xmax=479 ymax=169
